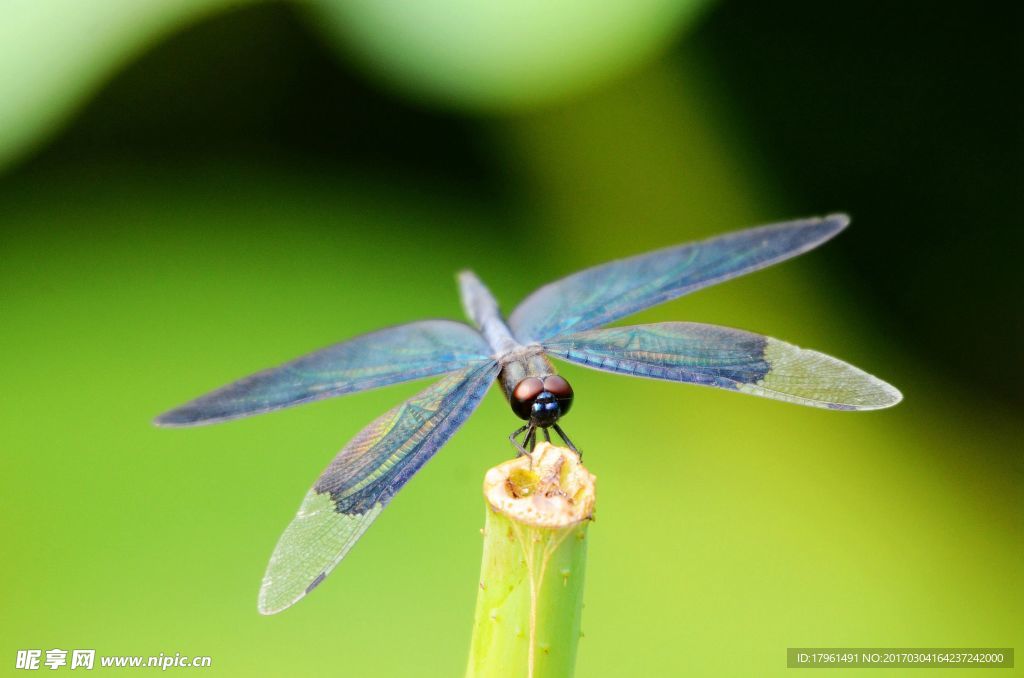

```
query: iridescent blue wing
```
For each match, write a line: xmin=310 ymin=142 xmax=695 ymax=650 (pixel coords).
xmin=155 ymin=320 xmax=490 ymax=426
xmin=258 ymin=359 xmax=499 ymax=614
xmin=544 ymin=322 xmax=901 ymax=410
xmin=510 ymin=215 xmax=848 ymax=344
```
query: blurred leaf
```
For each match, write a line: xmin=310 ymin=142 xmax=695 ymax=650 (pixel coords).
xmin=300 ymin=0 xmax=711 ymax=110
xmin=0 ymin=0 xmax=711 ymax=170
xmin=0 ymin=0 xmax=249 ymax=171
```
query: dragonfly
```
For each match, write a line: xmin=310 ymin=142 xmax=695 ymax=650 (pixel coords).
xmin=155 ymin=214 xmax=901 ymax=614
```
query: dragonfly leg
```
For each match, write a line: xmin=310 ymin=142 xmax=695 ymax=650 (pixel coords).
xmin=542 ymin=427 xmax=551 ymax=443
xmin=509 ymin=423 xmax=533 ymax=457
xmin=552 ymin=423 xmax=581 ymax=459
xmin=524 ymin=426 xmax=536 ymax=452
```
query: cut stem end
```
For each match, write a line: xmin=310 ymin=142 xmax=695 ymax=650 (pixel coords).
xmin=467 ymin=443 xmax=595 ymax=678
xmin=484 ymin=442 xmax=596 ymax=529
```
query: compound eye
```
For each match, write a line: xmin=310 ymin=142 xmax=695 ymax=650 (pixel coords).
xmin=543 ymin=375 xmax=573 ymax=416
xmin=511 ymin=377 xmax=544 ymax=420
xmin=543 ymin=375 xmax=573 ymax=398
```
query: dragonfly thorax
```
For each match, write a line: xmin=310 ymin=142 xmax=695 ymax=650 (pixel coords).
xmin=511 ymin=375 xmax=574 ymax=427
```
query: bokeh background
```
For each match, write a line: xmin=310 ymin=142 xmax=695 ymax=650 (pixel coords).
xmin=2 ymin=1 xmax=1020 ymax=676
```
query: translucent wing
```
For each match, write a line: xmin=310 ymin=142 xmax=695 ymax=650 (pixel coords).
xmin=258 ymin=359 xmax=499 ymax=614
xmin=155 ymin=320 xmax=490 ymax=426
xmin=544 ymin=322 xmax=901 ymax=410
xmin=510 ymin=215 xmax=848 ymax=343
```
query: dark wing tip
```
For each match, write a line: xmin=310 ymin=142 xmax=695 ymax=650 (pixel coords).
xmin=818 ymin=212 xmax=851 ymax=235
xmin=811 ymin=214 xmax=851 ymax=242
xmin=152 ymin=406 xmax=211 ymax=428
xmin=152 ymin=412 xmax=186 ymax=428
xmin=798 ymin=214 xmax=847 ymax=240
xmin=778 ymin=213 xmax=849 ymax=253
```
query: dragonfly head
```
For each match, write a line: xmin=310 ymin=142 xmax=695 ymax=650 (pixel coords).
xmin=511 ymin=375 xmax=574 ymax=427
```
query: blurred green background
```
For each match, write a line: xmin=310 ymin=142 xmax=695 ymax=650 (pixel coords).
xmin=1 ymin=1 xmax=1020 ymax=676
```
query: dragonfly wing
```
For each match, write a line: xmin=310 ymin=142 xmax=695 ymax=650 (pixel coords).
xmin=510 ymin=215 xmax=848 ymax=343
xmin=544 ymin=322 xmax=901 ymax=410
xmin=258 ymin=360 xmax=499 ymax=614
xmin=155 ymin=320 xmax=491 ymax=426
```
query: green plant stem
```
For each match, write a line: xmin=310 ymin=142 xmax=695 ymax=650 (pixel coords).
xmin=466 ymin=442 xmax=596 ymax=678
